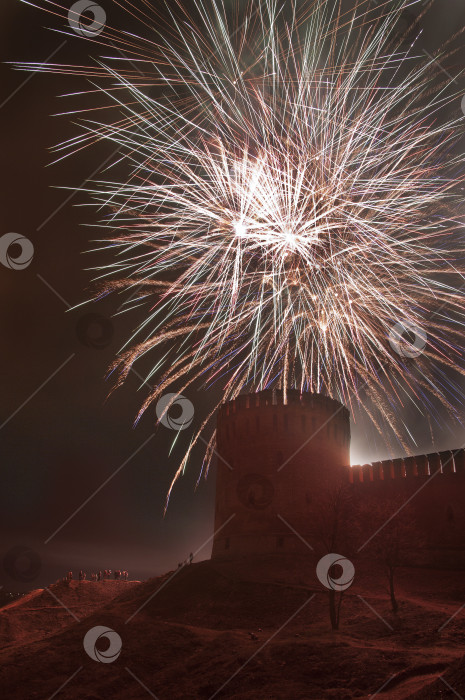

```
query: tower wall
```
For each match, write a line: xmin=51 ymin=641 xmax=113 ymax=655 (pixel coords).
xmin=211 ymin=389 xmax=350 ymax=558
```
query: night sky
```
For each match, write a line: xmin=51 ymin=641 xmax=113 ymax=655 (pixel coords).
xmin=1 ymin=0 xmax=465 ymax=592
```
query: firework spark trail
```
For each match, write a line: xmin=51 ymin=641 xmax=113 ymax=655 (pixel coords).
xmin=19 ymin=0 xmax=465 ymax=500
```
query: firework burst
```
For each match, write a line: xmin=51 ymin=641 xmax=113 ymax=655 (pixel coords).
xmin=22 ymin=0 xmax=465 ymax=497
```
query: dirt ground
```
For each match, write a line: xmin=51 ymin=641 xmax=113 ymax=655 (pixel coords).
xmin=0 ymin=558 xmax=464 ymax=699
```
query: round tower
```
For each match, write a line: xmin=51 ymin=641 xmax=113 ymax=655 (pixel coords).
xmin=211 ymin=389 xmax=351 ymax=558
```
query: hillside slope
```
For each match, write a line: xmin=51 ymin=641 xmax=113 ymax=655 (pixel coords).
xmin=0 ymin=560 xmax=464 ymax=699
xmin=0 ymin=579 xmax=139 ymax=648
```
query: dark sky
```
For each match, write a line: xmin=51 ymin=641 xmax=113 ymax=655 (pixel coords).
xmin=1 ymin=0 xmax=465 ymax=592
xmin=0 ymin=0 xmax=219 ymax=590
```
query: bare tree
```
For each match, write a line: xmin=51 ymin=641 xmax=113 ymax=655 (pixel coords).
xmin=311 ymin=477 xmax=358 ymax=630
xmin=358 ymin=493 xmax=420 ymax=613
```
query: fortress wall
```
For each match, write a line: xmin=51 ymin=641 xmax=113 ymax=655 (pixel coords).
xmin=349 ymin=449 xmax=465 ymax=483
xmin=211 ymin=389 xmax=465 ymax=564
xmin=350 ymin=449 xmax=465 ymax=562
xmin=212 ymin=389 xmax=350 ymax=558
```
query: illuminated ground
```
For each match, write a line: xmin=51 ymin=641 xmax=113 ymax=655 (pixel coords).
xmin=0 ymin=560 xmax=464 ymax=699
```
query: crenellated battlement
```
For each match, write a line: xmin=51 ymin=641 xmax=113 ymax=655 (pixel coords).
xmin=349 ymin=449 xmax=465 ymax=483
xmin=218 ymin=388 xmax=348 ymax=415
xmin=212 ymin=389 xmax=465 ymax=564
xmin=217 ymin=389 xmax=350 ymax=450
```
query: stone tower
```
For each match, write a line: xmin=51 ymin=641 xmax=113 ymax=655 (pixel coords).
xmin=211 ymin=389 xmax=350 ymax=558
